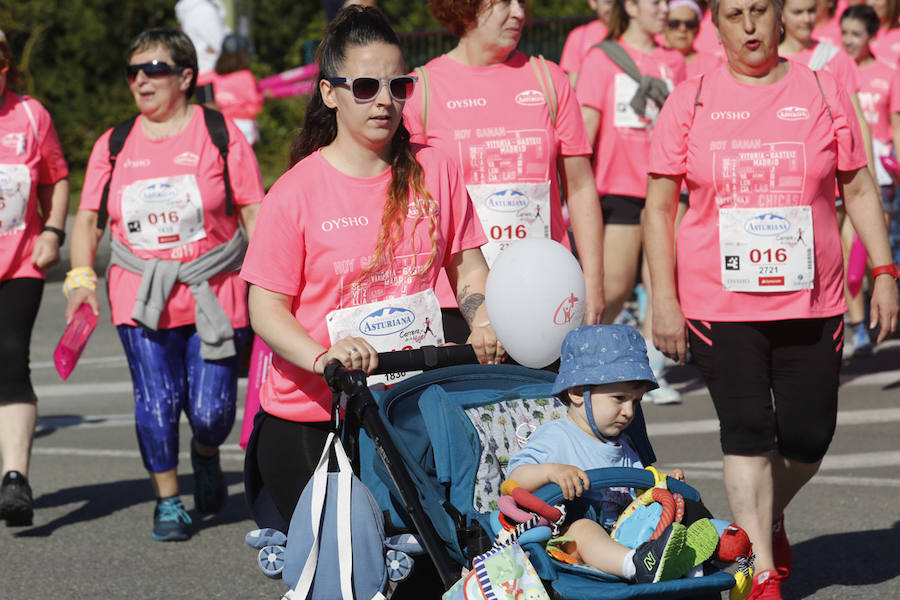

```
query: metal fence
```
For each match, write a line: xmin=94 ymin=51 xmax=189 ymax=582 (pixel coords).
xmin=301 ymin=15 xmax=594 ymax=67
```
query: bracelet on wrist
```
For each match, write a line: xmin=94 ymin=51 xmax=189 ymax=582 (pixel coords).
xmin=42 ymin=226 xmax=66 ymax=246
xmin=312 ymin=349 xmax=328 ymax=373
xmin=872 ymin=264 xmax=900 ymax=280
xmin=63 ymin=267 xmax=98 ymax=299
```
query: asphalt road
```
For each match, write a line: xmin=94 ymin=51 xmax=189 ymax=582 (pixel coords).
xmin=1 ymin=278 xmax=899 ymax=599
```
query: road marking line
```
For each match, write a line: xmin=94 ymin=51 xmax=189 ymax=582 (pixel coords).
xmin=32 ymin=446 xmax=246 ymax=463
xmin=645 ymin=408 xmax=900 ymax=436
xmin=672 ymin=450 xmax=900 ymax=471
xmin=35 ymin=407 xmax=900 ymax=437
xmin=662 ymin=466 xmax=900 ymax=488
xmin=34 ymin=379 xmax=249 ymax=398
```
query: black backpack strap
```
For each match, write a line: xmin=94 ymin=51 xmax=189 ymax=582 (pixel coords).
xmin=97 ymin=115 xmax=138 ymax=231
xmin=201 ymin=105 xmax=233 ymax=217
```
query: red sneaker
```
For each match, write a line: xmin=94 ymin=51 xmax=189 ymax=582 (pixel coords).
xmin=772 ymin=515 xmax=792 ymax=576
xmin=746 ymin=569 xmax=788 ymax=600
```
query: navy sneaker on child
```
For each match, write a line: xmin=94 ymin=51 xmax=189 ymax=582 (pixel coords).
xmin=632 ymin=522 xmax=688 ymax=583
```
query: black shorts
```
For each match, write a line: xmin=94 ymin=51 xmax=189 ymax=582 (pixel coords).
xmin=687 ymin=316 xmax=842 ymax=463
xmin=0 ymin=278 xmax=43 ymax=403
xmin=601 ymin=194 xmax=644 ymax=225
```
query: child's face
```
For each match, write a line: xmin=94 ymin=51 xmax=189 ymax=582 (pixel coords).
xmin=567 ymin=381 xmax=648 ymax=438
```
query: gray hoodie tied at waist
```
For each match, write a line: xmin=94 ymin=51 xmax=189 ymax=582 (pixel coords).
xmin=110 ymin=229 xmax=247 ymax=360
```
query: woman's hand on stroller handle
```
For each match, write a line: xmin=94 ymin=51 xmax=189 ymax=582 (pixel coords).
xmin=318 ymin=336 xmax=379 ymax=375
xmin=466 ymin=322 xmax=506 ymax=364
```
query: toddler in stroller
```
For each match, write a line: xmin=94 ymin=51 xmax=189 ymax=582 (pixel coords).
xmin=507 ymin=325 xmax=721 ymax=583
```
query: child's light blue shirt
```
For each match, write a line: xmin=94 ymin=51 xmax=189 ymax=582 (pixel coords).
xmin=508 ymin=417 xmax=644 ymax=528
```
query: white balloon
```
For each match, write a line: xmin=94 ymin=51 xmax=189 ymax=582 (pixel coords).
xmin=485 ymin=239 xmax=586 ymax=368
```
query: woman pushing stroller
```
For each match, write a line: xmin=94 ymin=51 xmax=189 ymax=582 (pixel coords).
xmin=240 ymin=3 xmax=503 ymax=536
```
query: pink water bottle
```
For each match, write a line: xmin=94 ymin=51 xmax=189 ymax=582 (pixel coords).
xmin=54 ymin=304 xmax=98 ymax=380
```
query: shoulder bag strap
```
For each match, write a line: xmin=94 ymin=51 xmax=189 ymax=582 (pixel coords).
xmin=414 ymin=66 xmax=431 ymax=141
xmin=292 ymin=432 xmax=337 ymax=599
xmin=16 ymin=95 xmax=39 ymax=140
xmin=201 ymin=105 xmax=234 ymax=217
xmin=97 ymin=115 xmax=138 ymax=231
xmin=813 ymin=71 xmax=835 ymax=122
xmin=530 ymin=55 xmax=558 ymax=127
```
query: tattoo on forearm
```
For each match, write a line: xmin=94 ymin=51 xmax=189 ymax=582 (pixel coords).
xmin=457 ymin=285 xmax=485 ymax=325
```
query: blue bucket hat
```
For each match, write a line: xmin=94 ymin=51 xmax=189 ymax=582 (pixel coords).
xmin=553 ymin=325 xmax=659 ymax=394
xmin=553 ymin=325 xmax=658 ymax=440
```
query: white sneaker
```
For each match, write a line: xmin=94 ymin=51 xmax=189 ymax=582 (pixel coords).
xmin=645 ymin=378 xmax=682 ymax=405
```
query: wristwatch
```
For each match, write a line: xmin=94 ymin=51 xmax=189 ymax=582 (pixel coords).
xmin=872 ymin=263 xmax=900 ymax=280
xmin=42 ymin=225 xmax=66 ymax=246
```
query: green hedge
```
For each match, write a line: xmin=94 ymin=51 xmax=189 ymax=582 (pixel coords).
xmin=1 ymin=1 xmax=591 ymax=193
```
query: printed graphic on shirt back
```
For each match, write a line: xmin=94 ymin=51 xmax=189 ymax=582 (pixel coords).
xmin=712 ymin=139 xmax=806 ymax=207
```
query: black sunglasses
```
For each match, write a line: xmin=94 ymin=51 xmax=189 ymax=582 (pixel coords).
xmin=127 ymin=60 xmax=186 ymax=81
xmin=667 ymin=18 xmax=700 ymax=29
xmin=326 ymin=76 xmax=417 ymax=102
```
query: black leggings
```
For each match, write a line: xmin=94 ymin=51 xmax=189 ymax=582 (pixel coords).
xmin=253 ymin=412 xmax=334 ymax=523
xmin=0 ymin=278 xmax=43 ymax=403
xmin=688 ymin=316 xmax=842 ymax=463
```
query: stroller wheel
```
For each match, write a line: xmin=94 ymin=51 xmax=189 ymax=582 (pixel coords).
xmin=386 ymin=549 xmax=414 ymax=581
xmin=257 ymin=544 xmax=286 ymax=579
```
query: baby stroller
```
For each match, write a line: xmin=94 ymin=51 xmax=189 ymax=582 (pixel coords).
xmin=247 ymin=346 xmax=737 ymax=599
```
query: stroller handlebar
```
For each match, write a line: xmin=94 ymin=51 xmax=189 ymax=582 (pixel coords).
xmin=371 ymin=344 xmax=479 ymax=375
xmin=323 ymin=344 xmax=479 ymax=395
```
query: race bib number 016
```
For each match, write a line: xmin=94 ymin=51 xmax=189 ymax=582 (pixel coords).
xmin=719 ymin=206 xmax=815 ymax=292
xmin=0 ymin=164 xmax=31 ymax=235
xmin=467 ymin=182 xmax=551 ymax=267
xmin=326 ymin=289 xmax=443 ymax=386
xmin=121 ymin=174 xmax=207 ymax=250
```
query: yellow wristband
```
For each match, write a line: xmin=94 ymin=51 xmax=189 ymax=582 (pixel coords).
xmin=63 ymin=267 xmax=98 ymax=299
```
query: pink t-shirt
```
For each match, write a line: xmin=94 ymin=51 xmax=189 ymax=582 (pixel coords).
xmin=871 ymin=27 xmax=900 ymax=67
xmin=80 ymin=105 xmax=265 ymax=328
xmin=687 ymin=51 xmax=723 ymax=80
xmin=694 ymin=11 xmax=726 ymax=59
xmin=577 ymin=42 xmax=686 ymax=197
xmin=785 ymin=42 xmax=861 ymax=93
xmin=197 ymin=70 xmax=264 ymax=120
xmin=649 ymin=63 xmax=866 ymax=322
xmin=857 ymin=60 xmax=900 ymax=144
xmin=240 ymin=146 xmax=486 ymax=422
xmin=0 ymin=93 xmax=68 ymax=282
xmin=560 ymin=20 xmax=609 ymax=74
xmin=404 ymin=51 xmax=591 ymax=306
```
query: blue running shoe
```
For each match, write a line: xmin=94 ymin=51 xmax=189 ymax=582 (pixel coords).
xmin=152 ymin=497 xmax=192 ymax=541
xmin=191 ymin=439 xmax=227 ymax=515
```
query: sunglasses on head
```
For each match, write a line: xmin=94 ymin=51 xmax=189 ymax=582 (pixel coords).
xmin=127 ymin=60 xmax=186 ymax=81
xmin=667 ymin=18 xmax=700 ymax=29
xmin=326 ymin=76 xmax=417 ymax=102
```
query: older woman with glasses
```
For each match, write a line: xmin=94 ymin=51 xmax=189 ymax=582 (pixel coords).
xmin=0 ymin=31 xmax=69 ymax=528
xmin=644 ymin=0 xmax=898 ymax=597
xmin=66 ymin=28 xmax=264 ymax=542
xmin=664 ymin=0 xmax=723 ymax=78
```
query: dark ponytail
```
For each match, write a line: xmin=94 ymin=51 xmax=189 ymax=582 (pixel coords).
xmin=290 ymin=5 xmax=438 ymax=277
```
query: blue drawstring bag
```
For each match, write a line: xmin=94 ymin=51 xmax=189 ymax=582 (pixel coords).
xmin=282 ymin=432 xmax=388 ymax=600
